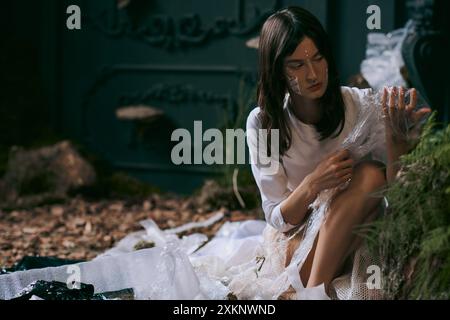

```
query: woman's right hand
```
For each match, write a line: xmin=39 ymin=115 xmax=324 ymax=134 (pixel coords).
xmin=303 ymin=149 xmax=354 ymax=197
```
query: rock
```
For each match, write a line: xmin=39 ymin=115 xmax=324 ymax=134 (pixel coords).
xmin=194 ymin=179 xmax=236 ymax=211
xmin=0 ymin=141 xmax=96 ymax=208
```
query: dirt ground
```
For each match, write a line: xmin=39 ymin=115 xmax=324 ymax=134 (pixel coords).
xmin=0 ymin=194 xmax=261 ymax=267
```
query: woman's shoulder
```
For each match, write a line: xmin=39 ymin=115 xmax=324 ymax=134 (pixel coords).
xmin=340 ymin=86 xmax=374 ymax=115
xmin=340 ymin=86 xmax=373 ymax=106
xmin=339 ymin=86 xmax=375 ymax=129
xmin=246 ymin=106 xmax=263 ymax=130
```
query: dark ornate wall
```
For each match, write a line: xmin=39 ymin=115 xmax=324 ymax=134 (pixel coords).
xmin=59 ymin=0 xmax=279 ymax=193
xmin=2 ymin=0 xmax=448 ymax=193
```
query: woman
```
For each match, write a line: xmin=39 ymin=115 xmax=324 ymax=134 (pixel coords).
xmin=245 ymin=6 xmax=430 ymax=298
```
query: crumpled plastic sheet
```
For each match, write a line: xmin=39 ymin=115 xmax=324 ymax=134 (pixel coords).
xmin=95 ymin=211 xmax=224 ymax=259
xmin=165 ymin=211 xmax=225 ymax=234
xmin=267 ymin=86 xmax=430 ymax=299
xmin=0 ymin=246 xmax=203 ymax=300
xmin=0 ymin=212 xmax=266 ymax=300
xmin=189 ymin=220 xmax=266 ymax=299
xmin=0 ymin=215 xmax=218 ymax=300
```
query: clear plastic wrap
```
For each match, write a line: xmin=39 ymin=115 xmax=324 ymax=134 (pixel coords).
xmin=0 ymin=247 xmax=202 ymax=300
xmin=249 ymin=86 xmax=430 ymax=300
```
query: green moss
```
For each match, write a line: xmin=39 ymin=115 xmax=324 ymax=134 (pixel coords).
xmin=108 ymin=172 xmax=161 ymax=198
xmin=74 ymin=171 xmax=162 ymax=200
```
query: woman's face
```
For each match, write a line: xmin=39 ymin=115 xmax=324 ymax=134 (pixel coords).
xmin=284 ymin=37 xmax=328 ymax=100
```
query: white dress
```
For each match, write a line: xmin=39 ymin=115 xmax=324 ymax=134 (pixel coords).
xmin=236 ymin=86 xmax=387 ymax=299
xmin=246 ymin=86 xmax=385 ymax=233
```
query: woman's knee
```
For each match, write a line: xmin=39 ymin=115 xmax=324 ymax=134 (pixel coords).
xmin=326 ymin=161 xmax=385 ymax=222
xmin=352 ymin=160 xmax=386 ymax=193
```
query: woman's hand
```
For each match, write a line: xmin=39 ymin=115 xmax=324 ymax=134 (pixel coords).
xmin=303 ymin=149 xmax=354 ymax=197
xmin=381 ymin=86 xmax=431 ymax=182
xmin=381 ymin=86 xmax=431 ymax=146
xmin=280 ymin=149 xmax=353 ymax=226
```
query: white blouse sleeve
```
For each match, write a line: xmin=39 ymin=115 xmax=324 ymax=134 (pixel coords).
xmin=246 ymin=108 xmax=298 ymax=233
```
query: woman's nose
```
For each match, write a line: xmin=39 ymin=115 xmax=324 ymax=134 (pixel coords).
xmin=306 ymin=60 xmax=318 ymax=81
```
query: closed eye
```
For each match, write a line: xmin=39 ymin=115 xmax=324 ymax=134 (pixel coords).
xmin=286 ymin=52 xmax=324 ymax=68
xmin=288 ymin=63 xmax=304 ymax=69
xmin=313 ymin=54 xmax=324 ymax=61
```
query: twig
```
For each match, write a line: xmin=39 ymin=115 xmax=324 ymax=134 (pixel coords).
xmin=232 ymin=168 xmax=246 ymax=209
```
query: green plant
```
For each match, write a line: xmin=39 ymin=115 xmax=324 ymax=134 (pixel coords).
xmin=365 ymin=113 xmax=450 ymax=299
xmin=216 ymin=76 xmax=261 ymax=211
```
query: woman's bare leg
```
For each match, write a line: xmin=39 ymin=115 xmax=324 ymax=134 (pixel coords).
xmin=284 ymin=224 xmax=318 ymax=287
xmin=305 ymin=161 xmax=386 ymax=289
xmin=293 ymin=201 xmax=380 ymax=289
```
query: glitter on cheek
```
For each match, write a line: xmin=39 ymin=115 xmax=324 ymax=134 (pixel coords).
xmin=287 ymin=75 xmax=302 ymax=95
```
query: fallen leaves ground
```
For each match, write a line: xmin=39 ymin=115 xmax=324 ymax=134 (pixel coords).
xmin=0 ymin=194 xmax=262 ymax=268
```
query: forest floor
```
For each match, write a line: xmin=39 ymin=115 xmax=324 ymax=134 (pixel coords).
xmin=0 ymin=194 xmax=261 ymax=268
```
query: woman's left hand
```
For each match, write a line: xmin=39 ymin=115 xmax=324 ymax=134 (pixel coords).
xmin=381 ymin=86 xmax=431 ymax=146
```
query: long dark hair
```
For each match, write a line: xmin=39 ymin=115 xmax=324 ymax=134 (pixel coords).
xmin=257 ymin=6 xmax=345 ymax=156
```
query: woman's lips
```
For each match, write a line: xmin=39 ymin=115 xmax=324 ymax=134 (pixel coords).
xmin=308 ymin=83 xmax=322 ymax=92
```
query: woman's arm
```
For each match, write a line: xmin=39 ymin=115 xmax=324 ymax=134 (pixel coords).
xmin=382 ymin=87 xmax=431 ymax=183
xmin=385 ymin=133 xmax=410 ymax=182
xmin=280 ymin=178 xmax=316 ymax=226
xmin=280 ymin=149 xmax=354 ymax=226
xmin=246 ymin=108 xmax=298 ymax=232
